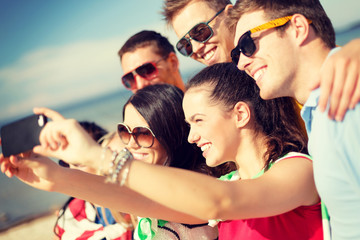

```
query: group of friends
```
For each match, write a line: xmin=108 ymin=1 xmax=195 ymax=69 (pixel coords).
xmin=1 ymin=0 xmax=360 ymax=239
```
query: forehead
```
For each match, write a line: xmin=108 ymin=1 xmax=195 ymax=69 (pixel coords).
xmin=234 ymin=10 xmax=267 ymax=46
xmin=183 ymin=87 xmax=211 ymax=118
xmin=172 ymin=1 xmax=217 ymax=38
xmin=121 ymin=46 xmax=161 ymax=72
xmin=123 ymin=104 xmax=149 ymax=128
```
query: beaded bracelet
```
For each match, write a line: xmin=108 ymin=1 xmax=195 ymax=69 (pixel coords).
xmin=120 ymin=163 xmax=130 ymax=187
xmin=105 ymin=148 xmax=133 ymax=184
xmin=104 ymin=150 xmax=119 ymax=181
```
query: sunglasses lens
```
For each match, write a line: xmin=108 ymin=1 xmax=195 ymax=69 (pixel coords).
xmin=240 ymin=33 xmax=256 ymax=57
xmin=189 ymin=23 xmax=212 ymax=42
xmin=176 ymin=38 xmax=193 ymax=57
xmin=118 ymin=124 xmax=131 ymax=144
xmin=133 ymin=127 xmax=154 ymax=148
xmin=121 ymin=73 xmax=135 ymax=89
xmin=231 ymin=48 xmax=240 ymax=65
xmin=136 ymin=63 xmax=157 ymax=80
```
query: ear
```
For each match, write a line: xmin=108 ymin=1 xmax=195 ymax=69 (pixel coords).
xmin=224 ymin=4 xmax=233 ymax=15
xmin=289 ymin=14 xmax=311 ymax=46
xmin=233 ymin=101 xmax=251 ymax=128
xmin=167 ymin=52 xmax=179 ymax=72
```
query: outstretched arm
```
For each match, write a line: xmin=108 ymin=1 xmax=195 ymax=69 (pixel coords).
xmin=123 ymin=156 xmax=319 ymax=220
xmin=311 ymin=38 xmax=360 ymax=121
xmin=0 ymin=152 xmax=206 ymax=224
xmin=17 ymin=108 xmax=319 ymax=222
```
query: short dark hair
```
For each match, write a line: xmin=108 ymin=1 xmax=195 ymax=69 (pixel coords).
xmin=79 ymin=121 xmax=108 ymax=143
xmin=162 ymin=0 xmax=231 ymax=25
xmin=228 ymin=0 xmax=336 ymax=49
xmin=186 ymin=63 xmax=308 ymax=170
xmin=118 ymin=30 xmax=175 ymax=60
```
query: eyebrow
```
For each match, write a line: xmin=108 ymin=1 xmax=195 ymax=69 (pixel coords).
xmin=186 ymin=113 xmax=206 ymax=123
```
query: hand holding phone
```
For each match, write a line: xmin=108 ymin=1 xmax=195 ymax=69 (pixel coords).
xmin=1 ymin=114 xmax=48 ymax=157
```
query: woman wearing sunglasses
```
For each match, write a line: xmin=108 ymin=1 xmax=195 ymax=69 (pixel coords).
xmin=1 ymin=63 xmax=322 ymax=239
xmin=1 ymin=84 xmax=221 ymax=239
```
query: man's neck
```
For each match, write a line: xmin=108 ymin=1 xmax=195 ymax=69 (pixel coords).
xmin=293 ymin=43 xmax=332 ymax=105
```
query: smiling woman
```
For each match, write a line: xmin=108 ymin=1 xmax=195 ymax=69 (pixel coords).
xmin=0 ymin=64 xmax=322 ymax=240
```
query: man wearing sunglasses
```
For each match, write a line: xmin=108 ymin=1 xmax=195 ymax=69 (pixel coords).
xmin=163 ymin=0 xmax=360 ymax=121
xmin=118 ymin=30 xmax=184 ymax=93
xmin=230 ymin=0 xmax=360 ymax=239
xmin=163 ymin=0 xmax=234 ymax=66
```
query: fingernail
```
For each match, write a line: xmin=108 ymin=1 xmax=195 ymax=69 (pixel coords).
xmin=335 ymin=115 xmax=343 ymax=122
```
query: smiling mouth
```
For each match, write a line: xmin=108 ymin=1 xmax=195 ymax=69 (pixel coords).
xmin=131 ymin=152 xmax=148 ymax=160
xmin=200 ymin=143 xmax=211 ymax=153
xmin=202 ymin=47 xmax=216 ymax=62
xmin=252 ymin=67 xmax=267 ymax=82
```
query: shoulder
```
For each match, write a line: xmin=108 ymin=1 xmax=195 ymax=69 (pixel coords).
xmin=265 ymin=152 xmax=314 ymax=179
xmin=275 ymin=152 xmax=312 ymax=163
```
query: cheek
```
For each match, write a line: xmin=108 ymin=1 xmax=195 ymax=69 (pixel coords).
xmin=151 ymin=142 xmax=168 ymax=166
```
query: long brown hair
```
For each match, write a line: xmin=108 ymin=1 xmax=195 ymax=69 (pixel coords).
xmin=187 ymin=63 xmax=308 ymax=170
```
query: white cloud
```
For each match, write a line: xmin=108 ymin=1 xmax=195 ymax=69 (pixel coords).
xmin=0 ymin=22 xmax=203 ymax=122
xmin=0 ymin=37 xmax=127 ymax=121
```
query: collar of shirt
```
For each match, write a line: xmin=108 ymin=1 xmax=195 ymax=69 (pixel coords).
xmin=300 ymin=47 xmax=341 ymax=133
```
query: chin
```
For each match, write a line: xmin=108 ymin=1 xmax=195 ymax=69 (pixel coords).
xmin=259 ymin=89 xmax=275 ymax=100
xmin=205 ymin=158 xmax=219 ymax=168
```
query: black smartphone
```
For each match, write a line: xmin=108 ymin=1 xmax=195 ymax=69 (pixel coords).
xmin=1 ymin=114 xmax=48 ymax=157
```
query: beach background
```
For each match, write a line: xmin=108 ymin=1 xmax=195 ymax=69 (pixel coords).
xmin=0 ymin=0 xmax=359 ymax=238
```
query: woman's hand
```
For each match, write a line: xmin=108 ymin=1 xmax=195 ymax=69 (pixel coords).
xmin=0 ymin=151 xmax=62 ymax=192
xmin=33 ymin=107 xmax=102 ymax=169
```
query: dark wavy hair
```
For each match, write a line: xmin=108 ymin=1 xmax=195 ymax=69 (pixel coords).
xmin=186 ymin=63 xmax=308 ymax=170
xmin=123 ymin=84 xmax=226 ymax=175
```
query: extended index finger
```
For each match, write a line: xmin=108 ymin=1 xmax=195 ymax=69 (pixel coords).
xmin=33 ymin=107 xmax=65 ymax=121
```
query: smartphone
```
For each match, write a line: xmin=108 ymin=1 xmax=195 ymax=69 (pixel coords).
xmin=1 ymin=114 xmax=48 ymax=157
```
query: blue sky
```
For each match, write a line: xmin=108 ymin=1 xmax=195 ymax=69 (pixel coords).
xmin=0 ymin=0 xmax=359 ymax=123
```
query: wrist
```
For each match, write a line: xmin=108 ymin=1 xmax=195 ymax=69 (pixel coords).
xmin=85 ymin=144 xmax=104 ymax=170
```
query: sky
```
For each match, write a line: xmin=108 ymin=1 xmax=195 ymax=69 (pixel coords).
xmin=0 ymin=0 xmax=360 ymax=123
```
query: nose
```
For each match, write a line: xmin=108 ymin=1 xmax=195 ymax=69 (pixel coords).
xmin=190 ymin=40 xmax=205 ymax=55
xmin=134 ymin=74 xmax=149 ymax=92
xmin=187 ymin=128 xmax=200 ymax=144
xmin=237 ymin=53 xmax=252 ymax=71
xmin=127 ymin=135 xmax=141 ymax=149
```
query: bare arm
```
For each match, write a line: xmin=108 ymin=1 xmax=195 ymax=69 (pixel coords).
xmin=29 ymin=108 xmax=319 ymax=221
xmin=123 ymin=156 xmax=319 ymax=220
xmin=0 ymin=153 xmax=206 ymax=224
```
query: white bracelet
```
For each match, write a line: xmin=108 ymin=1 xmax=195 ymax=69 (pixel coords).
xmin=105 ymin=150 xmax=119 ymax=182
xmin=120 ymin=163 xmax=130 ymax=186
xmin=106 ymin=148 xmax=133 ymax=184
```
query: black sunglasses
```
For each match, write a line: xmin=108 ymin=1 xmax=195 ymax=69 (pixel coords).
xmin=121 ymin=58 xmax=164 ymax=90
xmin=117 ymin=123 xmax=156 ymax=148
xmin=176 ymin=8 xmax=225 ymax=57
xmin=231 ymin=16 xmax=310 ymax=65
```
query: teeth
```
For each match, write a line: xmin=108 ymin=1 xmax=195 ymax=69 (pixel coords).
xmin=253 ymin=69 xmax=265 ymax=81
xmin=132 ymin=152 xmax=147 ymax=160
xmin=200 ymin=143 xmax=211 ymax=152
xmin=203 ymin=49 xmax=215 ymax=61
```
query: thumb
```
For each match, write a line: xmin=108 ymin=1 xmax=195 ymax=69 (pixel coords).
xmin=33 ymin=145 xmax=52 ymax=158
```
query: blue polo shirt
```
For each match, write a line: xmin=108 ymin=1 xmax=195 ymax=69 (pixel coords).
xmin=301 ymin=49 xmax=360 ymax=240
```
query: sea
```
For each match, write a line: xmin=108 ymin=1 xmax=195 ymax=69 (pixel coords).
xmin=0 ymin=26 xmax=359 ymax=232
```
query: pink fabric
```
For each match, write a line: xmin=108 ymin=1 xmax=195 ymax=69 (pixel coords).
xmin=217 ymin=153 xmax=323 ymax=240
xmin=218 ymin=203 xmax=323 ymax=240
